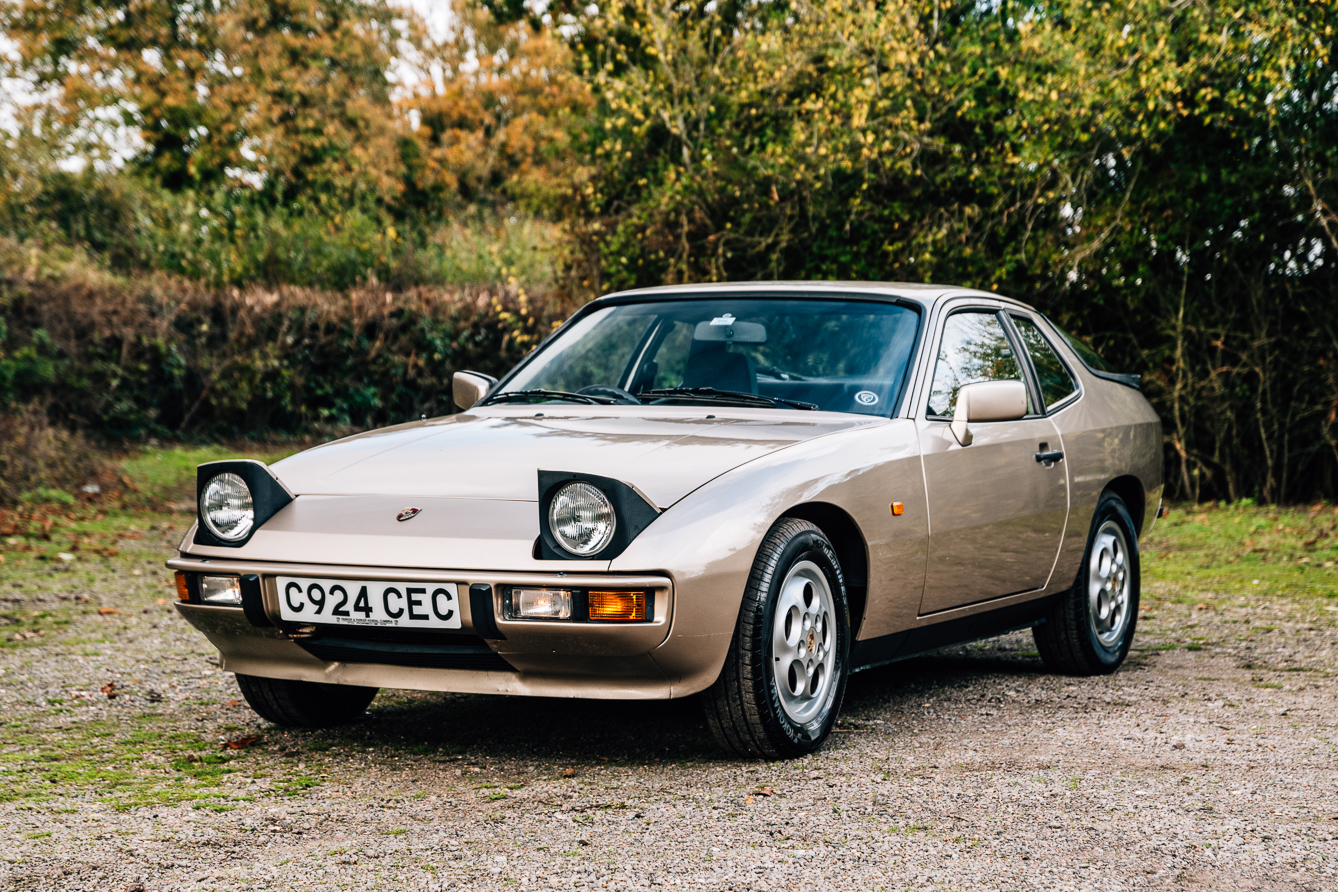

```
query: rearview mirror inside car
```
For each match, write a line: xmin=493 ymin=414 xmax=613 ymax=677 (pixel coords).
xmin=950 ymin=379 xmax=1028 ymax=446
xmin=453 ymin=370 xmax=497 ymax=410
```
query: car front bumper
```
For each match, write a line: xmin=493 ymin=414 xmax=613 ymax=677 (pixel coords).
xmin=167 ymin=556 xmax=680 ymax=700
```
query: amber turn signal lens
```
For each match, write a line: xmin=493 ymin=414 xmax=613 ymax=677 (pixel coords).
xmin=890 ymin=501 xmax=904 ymax=516
xmin=588 ymin=590 xmax=647 ymax=622
xmin=174 ymin=571 xmax=190 ymax=601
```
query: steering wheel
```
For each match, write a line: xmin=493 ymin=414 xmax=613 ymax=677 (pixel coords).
xmin=577 ymin=384 xmax=641 ymax=405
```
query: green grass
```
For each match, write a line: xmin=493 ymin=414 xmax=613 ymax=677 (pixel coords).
xmin=1142 ymin=501 xmax=1338 ymax=604
xmin=119 ymin=444 xmax=301 ymax=507
xmin=0 ymin=719 xmax=252 ymax=811
xmin=0 ymin=443 xmax=313 ymax=810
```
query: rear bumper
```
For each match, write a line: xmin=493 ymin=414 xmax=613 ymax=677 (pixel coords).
xmin=169 ymin=556 xmax=678 ymax=700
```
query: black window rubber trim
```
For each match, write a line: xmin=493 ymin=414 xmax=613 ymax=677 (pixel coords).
xmin=1088 ymin=369 xmax=1142 ymax=390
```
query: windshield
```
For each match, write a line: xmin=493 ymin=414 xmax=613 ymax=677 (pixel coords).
xmin=491 ymin=297 xmax=920 ymax=415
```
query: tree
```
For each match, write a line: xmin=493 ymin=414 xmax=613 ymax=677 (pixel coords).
xmin=1 ymin=0 xmax=412 ymax=203
xmin=563 ymin=0 xmax=1338 ymax=500
xmin=398 ymin=0 xmax=591 ymax=217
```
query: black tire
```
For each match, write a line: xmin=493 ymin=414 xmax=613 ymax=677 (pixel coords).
xmin=702 ymin=518 xmax=851 ymax=759
xmin=1033 ymin=491 xmax=1140 ymax=675
xmin=235 ymin=674 xmax=378 ymax=728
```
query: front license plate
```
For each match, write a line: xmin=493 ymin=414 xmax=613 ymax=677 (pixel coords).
xmin=276 ymin=576 xmax=461 ymax=629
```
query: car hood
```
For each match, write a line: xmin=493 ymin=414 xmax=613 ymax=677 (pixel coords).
xmin=272 ymin=407 xmax=882 ymax=509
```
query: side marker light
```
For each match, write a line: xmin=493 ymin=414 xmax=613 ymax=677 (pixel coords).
xmin=890 ymin=502 xmax=905 ymax=516
xmin=174 ymin=571 xmax=191 ymax=601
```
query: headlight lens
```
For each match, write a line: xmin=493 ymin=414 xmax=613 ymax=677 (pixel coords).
xmin=199 ymin=472 xmax=255 ymax=541
xmin=548 ymin=482 xmax=616 ymax=556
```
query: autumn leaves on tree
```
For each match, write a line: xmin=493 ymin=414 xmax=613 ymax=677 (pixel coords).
xmin=0 ymin=0 xmax=1335 ymax=502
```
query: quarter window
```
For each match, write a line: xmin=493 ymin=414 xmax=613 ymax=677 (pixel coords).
xmin=927 ymin=311 xmax=1028 ymax=417
xmin=1012 ymin=316 xmax=1078 ymax=409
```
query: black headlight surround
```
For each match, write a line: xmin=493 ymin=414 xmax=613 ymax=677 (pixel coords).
xmin=193 ymin=460 xmax=294 ymax=549
xmin=537 ymin=470 xmax=660 ymax=561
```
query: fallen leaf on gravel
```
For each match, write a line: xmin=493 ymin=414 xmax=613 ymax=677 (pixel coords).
xmin=100 ymin=682 xmax=117 ymax=699
xmin=227 ymin=699 xmax=240 ymax=706
xmin=756 ymin=787 xmax=773 ymax=796
xmin=1194 ymin=603 xmax=1211 ymax=610
xmin=221 ymin=735 xmax=262 ymax=750
xmin=745 ymin=796 xmax=755 ymax=805
xmin=98 ymin=607 xmax=121 ymax=615
xmin=156 ymin=598 xmax=169 ymax=605
xmin=561 ymin=768 xmax=576 ymax=778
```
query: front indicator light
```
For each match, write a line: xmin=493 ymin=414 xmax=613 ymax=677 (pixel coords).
xmin=174 ymin=571 xmax=191 ymax=601
xmin=507 ymin=587 xmax=573 ymax=620
xmin=200 ymin=575 xmax=243 ymax=605
xmin=589 ymin=590 xmax=647 ymax=622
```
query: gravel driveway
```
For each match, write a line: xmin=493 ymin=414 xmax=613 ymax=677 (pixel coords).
xmin=2 ymin=528 xmax=1335 ymax=891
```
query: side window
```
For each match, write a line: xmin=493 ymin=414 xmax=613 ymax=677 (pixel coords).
xmin=1012 ymin=316 xmax=1078 ymax=409
xmin=927 ymin=311 xmax=1027 ymax=417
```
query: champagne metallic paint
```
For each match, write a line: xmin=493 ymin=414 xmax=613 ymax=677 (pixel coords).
xmin=171 ymin=283 xmax=1163 ymax=701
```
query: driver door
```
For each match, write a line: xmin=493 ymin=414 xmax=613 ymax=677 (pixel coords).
xmin=915 ymin=308 xmax=1069 ymax=615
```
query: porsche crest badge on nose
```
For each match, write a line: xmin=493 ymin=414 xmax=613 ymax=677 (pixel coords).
xmin=396 ymin=507 xmax=422 ymax=522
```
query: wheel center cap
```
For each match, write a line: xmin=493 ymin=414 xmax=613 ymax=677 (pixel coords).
xmin=806 ymin=629 xmax=816 ymax=654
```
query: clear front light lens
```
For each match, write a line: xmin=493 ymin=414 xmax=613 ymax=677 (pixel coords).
xmin=200 ymin=575 xmax=242 ymax=605
xmin=548 ymin=482 xmax=617 ymax=556
xmin=507 ymin=588 xmax=573 ymax=620
xmin=200 ymin=472 xmax=255 ymax=541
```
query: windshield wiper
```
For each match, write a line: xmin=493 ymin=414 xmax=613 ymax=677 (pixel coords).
xmin=480 ymin=389 xmax=615 ymax=406
xmin=639 ymin=387 xmax=817 ymax=411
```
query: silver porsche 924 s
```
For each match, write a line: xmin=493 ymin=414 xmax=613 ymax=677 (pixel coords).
xmin=169 ymin=282 xmax=1162 ymax=758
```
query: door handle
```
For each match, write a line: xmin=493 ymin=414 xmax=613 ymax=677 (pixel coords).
xmin=1035 ymin=450 xmax=1064 ymax=464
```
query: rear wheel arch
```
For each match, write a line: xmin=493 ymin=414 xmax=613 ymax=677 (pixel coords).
xmin=1102 ymin=475 xmax=1146 ymax=537
xmin=782 ymin=502 xmax=868 ymax=637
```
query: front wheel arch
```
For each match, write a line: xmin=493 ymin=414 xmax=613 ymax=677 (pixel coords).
xmin=781 ymin=502 xmax=869 ymax=638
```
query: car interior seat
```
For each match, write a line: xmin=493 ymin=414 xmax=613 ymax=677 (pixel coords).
xmin=681 ymin=342 xmax=757 ymax=393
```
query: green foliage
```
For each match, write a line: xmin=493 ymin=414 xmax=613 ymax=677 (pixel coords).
xmin=0 ymin=0 xmax=576 ymax=290
xmin=0 ymin=174 xmax=558 ymax=290
xmin=564 ymin=0 xmax=1338 ymax=502
xmin=0 ymin=271 xmax=563 ymax=441
xmin=0 ymin=0 xmax=1334 ymax=503
xmin=0 ymin=0 xmax=409 ymax=200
